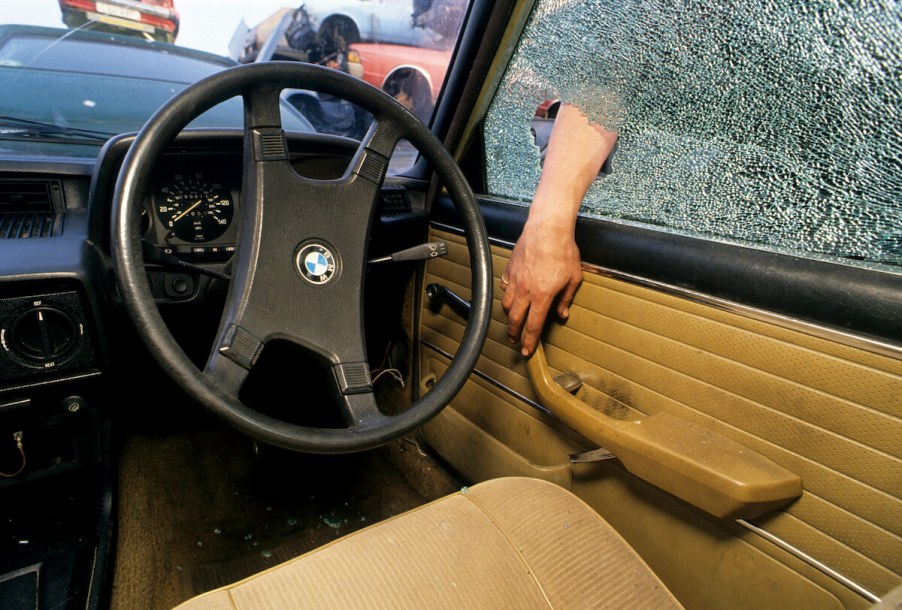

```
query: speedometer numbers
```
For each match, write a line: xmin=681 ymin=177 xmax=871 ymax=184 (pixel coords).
xmin=157 ymin=174 xmax=233 ymax=242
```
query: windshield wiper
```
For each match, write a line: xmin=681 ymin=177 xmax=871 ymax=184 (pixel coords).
xmin=0 ymin=115 xmax=116 ymax=142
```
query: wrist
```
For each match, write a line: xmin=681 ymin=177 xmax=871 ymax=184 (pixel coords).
xmin=522 ymin=214 xmax=577 ymax=238
xmin=528 ymin=192 xmax=581 ymax=231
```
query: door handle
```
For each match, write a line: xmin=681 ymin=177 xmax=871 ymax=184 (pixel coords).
xmin=426 ymin=283 xmax=471 ymax=321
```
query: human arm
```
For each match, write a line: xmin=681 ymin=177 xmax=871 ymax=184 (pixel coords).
xmin=501 ymin=104 xmax=618 ymax=357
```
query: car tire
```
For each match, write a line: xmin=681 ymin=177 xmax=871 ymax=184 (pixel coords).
xmin=319 ymin=16 xmax=360 ymax=50
xmin=383 ymin=69 xmax=433 ymax=123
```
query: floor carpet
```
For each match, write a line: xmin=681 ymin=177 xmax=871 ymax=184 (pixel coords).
xmin=110 ymin=415 xmax=459 ymax=609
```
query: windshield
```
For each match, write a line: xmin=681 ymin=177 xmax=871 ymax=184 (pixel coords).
xmin=0 ymin=1 xmax=317 ymax=158
xmin=0 ymin=1 xmax=470 ymax=168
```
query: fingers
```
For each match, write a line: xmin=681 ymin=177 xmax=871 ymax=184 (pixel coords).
xmin=501 ymin=268 xmax=554 ymax=357
xmin=501 ymin=271 xmax=525 ymax=344
xmin=555 ymin=271 xmax=582 ymax=319
xmin=501 ymin=266 xmax=530 ymax=348
xmin=505 ymin=298 xmax=528 ymax=347
xmin=500 ymin=270 xmax=515 ymax=312
xmin=519 ymin=297 xmax=553 ymax=357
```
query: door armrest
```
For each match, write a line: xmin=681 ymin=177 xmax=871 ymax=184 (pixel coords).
xmin=527 ymin=343 xmax=802 ymax=519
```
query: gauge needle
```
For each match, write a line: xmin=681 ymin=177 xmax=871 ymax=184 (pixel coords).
xmin=173 ymin=199 xmax=203 ymax=223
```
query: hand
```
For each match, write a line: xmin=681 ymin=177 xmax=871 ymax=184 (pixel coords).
xmin=499 ymin=104 xmax=614 ymax=357
xmin=501 ymin=221 xmax=582 ymax=357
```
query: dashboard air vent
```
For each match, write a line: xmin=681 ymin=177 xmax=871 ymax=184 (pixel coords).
xmin=378 ymin=186 xmax=412 ymax=215
xmin=0 ymin=179 xmax=63 ymax=238
xmin=0 ymin=213 xmax=56 ymax=238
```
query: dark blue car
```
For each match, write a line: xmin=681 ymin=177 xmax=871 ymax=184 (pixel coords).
xmin=0 ymin=25 xmax=313 ymax=158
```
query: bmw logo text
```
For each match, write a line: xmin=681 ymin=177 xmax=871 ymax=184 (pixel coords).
xmin=295 ymin=242 xmax=338 ymax=285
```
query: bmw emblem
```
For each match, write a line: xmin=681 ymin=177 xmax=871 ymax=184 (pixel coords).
xmin=295 ymin=242 xmax=338 ymax=285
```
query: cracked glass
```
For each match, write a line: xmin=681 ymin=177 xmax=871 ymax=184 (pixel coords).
xmin=484 ymin=0 xmax=902 ymax=269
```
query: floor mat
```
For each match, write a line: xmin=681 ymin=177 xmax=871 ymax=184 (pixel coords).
xmin=111 ymin=418 xmax=459 ymax=609
xmin=182 ymin=527 xmax=342 ymax=597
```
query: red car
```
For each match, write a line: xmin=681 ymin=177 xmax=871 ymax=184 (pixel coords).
xmin=58 ymin=0 xmax=179 ymax=43
xmin=347 ymin=43 xmax=452 ymax=122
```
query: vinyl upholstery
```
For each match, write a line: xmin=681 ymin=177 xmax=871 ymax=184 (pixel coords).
xmin=174 ymin=477 xmax=682 ymax=609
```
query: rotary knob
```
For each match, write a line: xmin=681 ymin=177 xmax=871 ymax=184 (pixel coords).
xmin=8 ymin=307 xmax=79 ymax=362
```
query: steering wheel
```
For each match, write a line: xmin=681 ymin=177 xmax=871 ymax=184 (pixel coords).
xmin=111 ymin=62 xmax=492 ymax=453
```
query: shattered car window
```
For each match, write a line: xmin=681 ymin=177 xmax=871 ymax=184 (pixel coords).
xmin=485 ymin=0 xmax=902 ymax=269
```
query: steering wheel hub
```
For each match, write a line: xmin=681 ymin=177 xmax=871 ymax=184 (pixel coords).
xmin=296 ymin=242 xmax=339 ymax=285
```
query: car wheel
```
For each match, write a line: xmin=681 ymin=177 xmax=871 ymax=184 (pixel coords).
xmin=319 ymin=16 xmax=360 ymax=50
xmin=383 ymin=69 xmax=433 ymax=123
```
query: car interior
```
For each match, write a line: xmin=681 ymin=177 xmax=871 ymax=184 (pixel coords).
xmin=0 ymin=1 xmax=900 ymax=609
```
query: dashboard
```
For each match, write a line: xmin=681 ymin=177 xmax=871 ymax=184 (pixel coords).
xmin=0 ymin=129 xmax=428 ymax=483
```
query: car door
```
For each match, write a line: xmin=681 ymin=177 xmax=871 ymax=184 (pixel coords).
xmin=417 ymin=1 xmax=902 ymax=608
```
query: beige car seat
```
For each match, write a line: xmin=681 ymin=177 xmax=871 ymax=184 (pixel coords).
xmin=175 ymin=477 xmax=682 ymax=609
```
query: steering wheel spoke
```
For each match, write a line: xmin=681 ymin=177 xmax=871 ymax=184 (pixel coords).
xmin=244 ymin=84 xmax=284 ymax=131
xmin=204 ymin=345 xmax=253 ymax=402
xmin=355 ymin=116 xmax=404 ymax=163
xmin=339 ymin=391 xmax=385 ymax=430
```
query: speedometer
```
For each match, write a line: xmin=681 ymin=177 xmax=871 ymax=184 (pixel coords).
xmin=156 ymin=173 xmax=233 ymax=242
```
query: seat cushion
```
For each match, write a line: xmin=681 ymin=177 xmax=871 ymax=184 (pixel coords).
xmin=175 ymin=477 xmax=682 ymax=609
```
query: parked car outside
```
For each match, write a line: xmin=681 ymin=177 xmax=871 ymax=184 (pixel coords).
xmin=238 ymin=3 xmax=466 ymax=162
xmin=0 ymin=25 xmax=313 ymax=158
xmin=57 ymin=0 xmax=180 ymax=43
xmin=347 ymin=42 xmax=451 ymax=122
xmin=303 ymin=0 xmax=466 ymax=49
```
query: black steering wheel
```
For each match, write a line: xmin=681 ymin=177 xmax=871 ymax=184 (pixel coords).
xmin=111 ymin=62 xmax=492 ymax=453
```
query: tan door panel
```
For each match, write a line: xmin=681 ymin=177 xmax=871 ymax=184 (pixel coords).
xmin=419 ymin=228 xmax=902 ymax=609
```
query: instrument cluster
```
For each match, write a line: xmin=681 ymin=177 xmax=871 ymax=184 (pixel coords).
xmin=142 ymin=155 xmax=242 ymax=261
